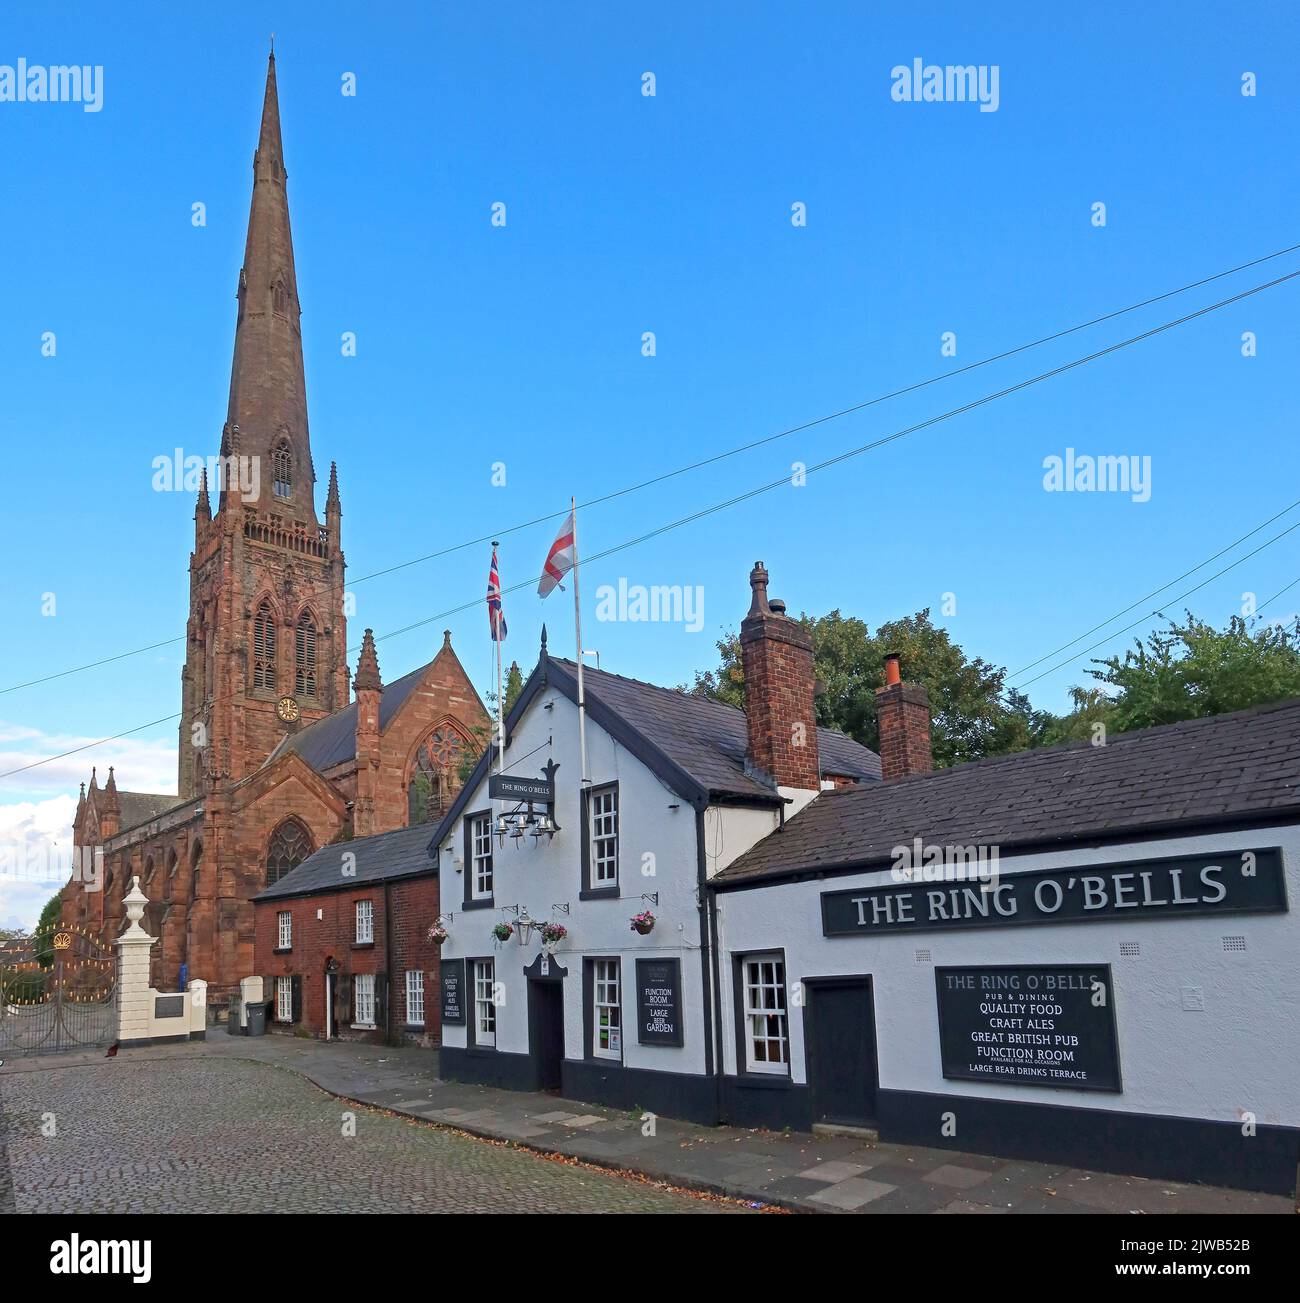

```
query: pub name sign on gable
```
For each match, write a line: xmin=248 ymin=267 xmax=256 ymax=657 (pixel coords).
xmin=821 ymin=849 xmax=1287 ymax=937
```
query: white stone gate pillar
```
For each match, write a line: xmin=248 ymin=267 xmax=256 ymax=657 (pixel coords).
xmin=115 ymin=876 xmax=157 ymax=1045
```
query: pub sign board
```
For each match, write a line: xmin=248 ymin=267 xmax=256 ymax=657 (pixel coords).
xmin=489 ymin=773 xmax=554 ymax=804
xmin=935 ymin=964 xmax=1121 ymax=1092
xmin=822 ymin=848 xmax=1287 ymax=937
xmin=635 ymin=958 xmax=684 ymax=1046
xmin=440 ymin=958 xmax=466 ymax=1026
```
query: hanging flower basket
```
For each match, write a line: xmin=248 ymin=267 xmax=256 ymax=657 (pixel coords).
xmin=427 ymin=923 xmax=449 ymax=946
xmin=539 ymin=922 xmax=567 ymax=950
xmin=630 ymin=910 xmax=656 ymax=936
xmin=492 ymin=922 xmax=514 ymax=943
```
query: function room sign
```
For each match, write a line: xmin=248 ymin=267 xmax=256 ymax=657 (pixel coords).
xmin=935 ymin=965 xmax=1121 ymax=1092
xmin=635 ymin=958 xmax=684 ymax=1046
xmin=822 ymin=848 xmax=1287 ymax=937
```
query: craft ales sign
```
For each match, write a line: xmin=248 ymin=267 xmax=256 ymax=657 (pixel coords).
xmin=822 ymin=849 xmax=1286 ymax=937
xmin=440 ymin=958 xmax=465 ymax=1025
xmin=935 ymin=965 xmax=1121 ymax=1092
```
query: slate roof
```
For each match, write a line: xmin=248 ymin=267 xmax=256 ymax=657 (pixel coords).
xmin=254 ymin=822 xmax=438 ymax=902
xmin=117 ymin=791 xmax=187 ymax=832
xmin=549 ymin=659 xmax=882 ymax=798
xmin=712 ymin=697 xmax=1300 ymax=888
xmin=265 ymin=662 xmax=430 ymax=773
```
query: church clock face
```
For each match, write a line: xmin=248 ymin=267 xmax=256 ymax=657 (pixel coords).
xmin=276 ymin=696 xmax=300 ymax=723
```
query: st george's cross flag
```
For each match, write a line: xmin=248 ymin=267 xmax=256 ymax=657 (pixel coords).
xmin=538 ymin=508 xmax=576 ymax=598
xmin=487 ymin=545 xmax=508 ymax=641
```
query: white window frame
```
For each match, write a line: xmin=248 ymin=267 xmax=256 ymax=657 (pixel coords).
xmin=592 ymin=958 xmax=621 ymax=1060
xmin=355 ymin=899 xmax=374 ymax=944
xmin=276 ymin=974 xmax=293 ymax=1023
xmin=354 ymin=972 xmax=376 ymax=1028
xmin=276 ymin=910 xmax=292 ymax=950
xmin=406 ymin=970 xmax=425 ymax=1027
xmin=474 ymin=959 xmax=496 ymax=1048
xmin=588 ymin=785 xmax=619 ymax=887
xmin=742 ymin=954 xmax=789 ymax=1074
xmin=471 ymin=814 xmax=493 ymax=899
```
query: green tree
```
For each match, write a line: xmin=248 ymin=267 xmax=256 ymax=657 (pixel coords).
xmin=1063 ymin=612 xmax=1300 ymax=735
xmin=504 ymin=661 xmax=525 ymax=713
xmin=685 ymin=609 xmax=1046 ymax=768
xmin=33 ymin=890 xmax=63 ymax=969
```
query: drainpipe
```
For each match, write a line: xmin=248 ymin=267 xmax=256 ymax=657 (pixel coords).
xmin=696 ymin=805 xmax=724 ymax=1124
xmin=383 ymin=879 xmax=394 ymax=1046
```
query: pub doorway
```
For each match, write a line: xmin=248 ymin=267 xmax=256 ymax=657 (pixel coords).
xmin=804 ymin=976 xmax=878 ymax=1128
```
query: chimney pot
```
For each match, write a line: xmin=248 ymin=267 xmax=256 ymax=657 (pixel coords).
xmin=884 ymin=652 xmax=901 ymax=686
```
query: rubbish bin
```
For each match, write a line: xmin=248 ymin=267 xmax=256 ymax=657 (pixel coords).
xmin=227 ymin=994 xmax=243 ymax=1036
xmin=245 ymin=1000 xmax=268 ymax=1037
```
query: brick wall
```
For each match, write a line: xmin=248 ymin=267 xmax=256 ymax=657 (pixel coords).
xmin=875 ymin=681 xmax=934 ymax=781
xmin=254 ymin=874 xmax=441 ymax=1046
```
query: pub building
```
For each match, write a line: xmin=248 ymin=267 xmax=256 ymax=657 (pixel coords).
xmin=428 ymin=563 xmax=879 ymax=1120
xmin=430 ymin=562 xmax=1300 ymax=1196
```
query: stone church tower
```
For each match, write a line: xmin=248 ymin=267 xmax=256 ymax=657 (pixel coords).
xmin=62 ymin=54 xmax=490 ymax=1002
xmin=178 ymin=53 xmax=348 ymax=799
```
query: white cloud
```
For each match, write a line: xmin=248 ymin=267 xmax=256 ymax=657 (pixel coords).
xmin=0 ymin=718 xmax=177 ymax=799
xmin=0 ymin=794 xmax=78 ymax=930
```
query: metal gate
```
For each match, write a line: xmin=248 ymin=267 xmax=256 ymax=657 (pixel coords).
xmin=0 ymin=923 xmax=117 ymax=1057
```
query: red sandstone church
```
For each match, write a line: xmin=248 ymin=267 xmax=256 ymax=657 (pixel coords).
xmin=60 ymin=56 xmax=489 ymax=997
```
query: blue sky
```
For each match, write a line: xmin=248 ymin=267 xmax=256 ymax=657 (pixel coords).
xmin=2 ymin=3 xmax=1299 ymax=924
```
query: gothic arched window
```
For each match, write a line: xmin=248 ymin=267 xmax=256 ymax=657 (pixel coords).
xmin=253 ymin=600 xmax=277 ymax=691
xmin=295 ymin=611 xmax=318 ymax=698
xmin=190 ymin=839 xmax=203 ymax=894
xmin=407 ymin=724 xmax=470 ymax=825
xmin=272 ymin=277 xmax=289 ymax=316
xmin=266 ymin=819 xmax=313 ymax=888
xmin=272 ymin=440 xmax=292 ymax=499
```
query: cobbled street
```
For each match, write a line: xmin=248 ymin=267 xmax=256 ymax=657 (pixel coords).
xmin=0 ymin=1056 xmax=739 ymax=1214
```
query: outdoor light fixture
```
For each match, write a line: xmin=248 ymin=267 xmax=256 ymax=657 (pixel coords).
xmin=516 ymin=908 xmax=537 ymax=945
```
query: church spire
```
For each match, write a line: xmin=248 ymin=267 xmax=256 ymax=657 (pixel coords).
xmin=222 ymin=52 xmax=315 ymax=523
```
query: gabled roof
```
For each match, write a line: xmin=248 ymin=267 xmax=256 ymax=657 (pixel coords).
xmin=253 ymin=822 xmax=438 ymax=902
xmin=265 ymin=661 xmax=429 ymax=773
xmin=426 ymin=649 xmax=880 ymax=856
xmin=547 ymin=659 xmax=880 ymax=798
xmin=712 ymin=697 xmax=1300 ymax=888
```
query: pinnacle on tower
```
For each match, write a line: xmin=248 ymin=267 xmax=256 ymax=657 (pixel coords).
xmin=354 ymin=629 xmax=383 ymax=693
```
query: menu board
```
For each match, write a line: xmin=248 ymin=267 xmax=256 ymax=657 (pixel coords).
xmin=935 ymin=964 xmax=1121 ymax=1092
xmin=635 ymin=958 xmax=683 ymax=1046
xmin=440 ymin=959 xmax=465 ymax=1025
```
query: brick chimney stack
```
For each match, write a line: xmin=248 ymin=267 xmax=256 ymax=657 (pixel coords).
xmin=875 ymin=652 xmax=933 ymax=781
xmin=740 ymin=562 xmax=820 ymax=791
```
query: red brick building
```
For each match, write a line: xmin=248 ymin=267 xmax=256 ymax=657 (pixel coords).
xmin=253 ymin=824 xmax=442 ymax=1044
xmin=59 ymin=55 xmax=488 ymax=999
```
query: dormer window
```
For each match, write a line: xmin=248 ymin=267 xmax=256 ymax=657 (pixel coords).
xmin=273 ymin=440 xmax=292 ymax=499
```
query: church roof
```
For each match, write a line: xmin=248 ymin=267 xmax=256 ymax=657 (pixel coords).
xmin=265 ymin=660 xmax=430 ymax=773
xmin=116 ymin=791 xmax=187 ymax=832
xmin=253 ymin=821 xmax=437 ymax=901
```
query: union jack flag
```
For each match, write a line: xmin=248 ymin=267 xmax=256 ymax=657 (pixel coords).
xmin=487 ymin=545 xmax=507 ymax=642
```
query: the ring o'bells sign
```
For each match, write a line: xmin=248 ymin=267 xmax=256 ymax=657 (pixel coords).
xmin=821 ymin=849 xmax=1288 ymax=937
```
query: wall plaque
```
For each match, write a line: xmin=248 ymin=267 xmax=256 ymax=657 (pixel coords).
xmin=635 ymin=957 xmax=683 ymax=1046
xmin=935 ymin=964 xmax=1121 ymax=1092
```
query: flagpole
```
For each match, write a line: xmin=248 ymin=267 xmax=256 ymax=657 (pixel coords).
xmin=493 ymin=542 xmax=506 ymax=802
xmin=570 ymin=498 xmax=589 ymax=787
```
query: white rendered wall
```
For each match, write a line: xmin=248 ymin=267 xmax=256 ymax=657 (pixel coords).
xmin=715 ymin=824 xmax=1300 ymax=1127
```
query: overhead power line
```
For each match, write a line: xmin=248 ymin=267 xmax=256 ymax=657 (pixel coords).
xmin=3 ymin=262 xmax=1297 ymax=783
xmin=6 ymin=241 xmax=1300 ymax=700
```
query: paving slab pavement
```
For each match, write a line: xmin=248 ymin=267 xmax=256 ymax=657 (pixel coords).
xmin=4 ymin=1032 xmax=1291 ymax=1215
